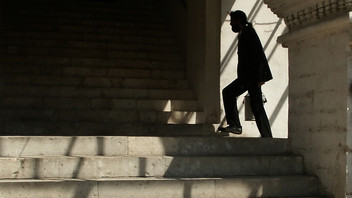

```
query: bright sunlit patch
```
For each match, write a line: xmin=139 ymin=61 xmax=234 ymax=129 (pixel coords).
xmin=163 ymin=100 xmax=171 ymax=112
xmin=167 ymin=111 xmax=196 ymax=124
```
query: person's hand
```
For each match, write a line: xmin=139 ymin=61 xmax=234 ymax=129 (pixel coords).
xmin=258 ymin=82 xmax=265 ymax=87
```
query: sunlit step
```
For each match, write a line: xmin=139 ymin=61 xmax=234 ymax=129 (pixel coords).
xmin=0 ymin=176 xmax=319 ymax=198
xmin=0 ymin=155 xmax=303 ymax=179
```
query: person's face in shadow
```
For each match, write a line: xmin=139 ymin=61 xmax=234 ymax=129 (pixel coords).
xmin=230 ymin=17 xmax=242 ymax=33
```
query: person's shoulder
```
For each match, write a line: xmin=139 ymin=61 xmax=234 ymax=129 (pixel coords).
xmin=243 ymin=25 xmax=257 ymax=35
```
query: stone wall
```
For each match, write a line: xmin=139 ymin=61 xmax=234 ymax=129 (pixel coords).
xmin=346 ymin=12 xmax=352 ymax=197
xmin=265 ymin=0 xmax=352 ymax=197
xmin=161 ymin=0 xmax=221 ymax=124
xmin=288 ymin=30 xmax=348 ymax=197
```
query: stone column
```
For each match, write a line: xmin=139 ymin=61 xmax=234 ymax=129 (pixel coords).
xmin=187 ymin=0 xmax=221 ymax=124
xmin=264 ymin=0 xmax=352 ymax=197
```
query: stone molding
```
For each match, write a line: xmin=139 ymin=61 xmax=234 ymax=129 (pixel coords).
xmin=277 ymin=15 xmax=349 ymax=47
xmin=265 ymin=0 xmax=352 ymax=30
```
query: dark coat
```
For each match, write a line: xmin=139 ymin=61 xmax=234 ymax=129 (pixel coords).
xmin=237 ymin=24 xmax=273 ymax=84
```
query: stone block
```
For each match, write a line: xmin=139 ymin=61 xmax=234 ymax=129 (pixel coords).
xmin=164 ymin=156 xmax=303 ymax=177
xmin=0 ymin=155 xmax=303 ymax=179
xmin=0 ymin=136 xmax=127 ymax=157
xmin=108 ymin=68 xmax=151 ymax=78
xmin=25 ymin=56 xmax=70 ymax=66
xmin=158 ymin=111 xmax=198 ymax=124
xmin=151 ymin=69 xmax=185 ymax=79
xmin=137 ymin=99 xmax=170 ymax=111
xmin=83 ymin=77 xmax=112 ymax=87
xmin=0 ymin=180 xmax=99 ymax=198
xmin=98 ymin=179 xmax=215 ymax=198
xmin=0 ymin=177 xmax=319 ymax=198
xmin=128 ymin=137 xmax=180 ymax=156
xmin=62 ymin=66 xmax=107 ymax=76
xmin=0 ymin=158 xmax=25 ymax=178
xmin=214 ymin=176 xmax=318 ymax=197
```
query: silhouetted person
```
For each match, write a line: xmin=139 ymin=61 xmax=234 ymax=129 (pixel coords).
xmin=218 ymin=10 xmax=273 ymax=138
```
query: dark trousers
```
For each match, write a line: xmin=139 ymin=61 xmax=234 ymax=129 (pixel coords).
xmin=222 ymin=78 xmax=272 ymax=137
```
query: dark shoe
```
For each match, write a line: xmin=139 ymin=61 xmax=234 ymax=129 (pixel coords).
xmin=218 ymin=125 xmax=242 ymax=134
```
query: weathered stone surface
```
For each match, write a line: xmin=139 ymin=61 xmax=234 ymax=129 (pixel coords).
xmin=0 ymin=136 xmax=290 ymax=157
xmin=0 ymin=176 xmax=319 ymax=198
xmin=0 ymin=155 xmax=303 ymax=179
xmin=265 ymin=0 xmax=352 ymax=197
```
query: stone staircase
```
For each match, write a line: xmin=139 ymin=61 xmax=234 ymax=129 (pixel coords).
xmin=0 ymin=0 xmax=212 ymax=136
xmin=0 ymin=136 xmax=321 ymax=198
xmin=0 ymin=0 xmax=325 ymax=197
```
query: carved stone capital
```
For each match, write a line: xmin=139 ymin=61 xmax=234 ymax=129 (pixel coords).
xmin=264 ymin=0 xmax=352 ymax=30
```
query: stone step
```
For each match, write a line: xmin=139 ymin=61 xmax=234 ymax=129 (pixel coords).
xmin=2 ymin=16 xmax=171 ymax=31
xmin=0 ymin=30 xmax=177 ymax=45
xmin=3 ymin=0 xmax=158 ymax=9
xmin=0 ymin=176 xmax=319 ymax=198
xmin=3 ymin=1 xmax=164 ymax=19
xmin=1 ymin=24 xmax=173 ymax=38
xmin=0 ymin=123 xmax=215 ymax=136
xmin=0 ymin=47 xmax=183 ymax=61
xmin=0 ymin=109 xmax=203 ymax=124
xmin=1 ymin=0 xmax=164 ymax=19
xmin=5 ymin=6 xmax=162 ymax=21
xmin=0 ymin=136 xmax=291 ymax=157
xmin=0 ymin=38 xmax=179 ymax=53
xmin=0 ymin=75 xmax=190 ymax=89
xmin=0 ymin=56 xmax=184 ymax=70
xmin=0 ymin=85 xmax=195 ymax=99
xmin=0 ymin=65 xmax=186 ymax=79
xmin=0 ymin=98 xmax=200 ymax=111
xmin=0 ymin=155 xmax=303 ymax=179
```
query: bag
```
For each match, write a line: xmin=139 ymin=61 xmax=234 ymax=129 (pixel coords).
xmin=244 ymin=93 xmax=267 ymax=121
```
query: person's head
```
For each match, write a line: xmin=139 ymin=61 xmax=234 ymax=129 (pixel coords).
xmin=229 ymin=10 xmax=248 ymax=33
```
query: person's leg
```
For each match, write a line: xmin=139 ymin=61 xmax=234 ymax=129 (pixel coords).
xmin=221 ymin=79 xmax=247 ymax=129
xmin=248 ymin=84 xmax=272 ymax=138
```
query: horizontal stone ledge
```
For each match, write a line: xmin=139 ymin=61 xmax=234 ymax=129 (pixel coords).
xmin=0 ymin=75 xmax=190 ymax=89
xmin=0 ymin=65 xmax=186 ymax=79
xmin=0 ymin=122 xmax=216 ymax=136
xmin=0 ymin=98 xmax=200 ymax=111
xmin=0 ymin=109 xmax=205 ymax=124
xmin=0 ymin=86 xmax=195 ymax=100
xmin=0 ymin=155 xmax=303 ymax=179
xmin=0 ymin=176 xmax=319 ymax=198
xmin=0 ymin=136 xmax=290 ymax=157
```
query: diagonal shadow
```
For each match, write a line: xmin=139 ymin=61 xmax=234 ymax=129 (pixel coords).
xmin=267 ymin=27 xmax=288 ymax=61
xmin=65 ymin=137 xmax=77 ymax=156
xmin=269 ymin=85 xmax=288 ymax=126
xmin=263 ymin=18 xmax=283 ymax=52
